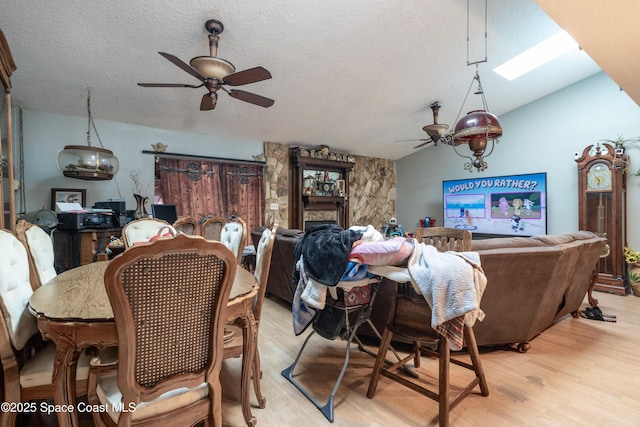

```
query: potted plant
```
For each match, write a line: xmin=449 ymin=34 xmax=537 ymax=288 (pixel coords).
xmin=624 ymin=246 xmax=640 ymax=296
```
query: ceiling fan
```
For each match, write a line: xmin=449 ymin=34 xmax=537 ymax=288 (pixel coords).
xmin=397 ymin=102 xmax=457 ymax=149
xmin=138 ymin=19 xmax=274 ymax=111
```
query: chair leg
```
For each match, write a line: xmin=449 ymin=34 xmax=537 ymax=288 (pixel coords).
xmin=413 ymin=341 xmax=421 ymax=368
xmin=438 ymin=338 xmax=450 ymax=427
xmin=463 ymin=325 xmax=489 ymax=396
xmin=367 ymin=326 xmax=393 ymax=398
xmin=251 ymin=348 xmax=266 ymax=408
xmin=0 ymin=411 xmax=18 ymax=427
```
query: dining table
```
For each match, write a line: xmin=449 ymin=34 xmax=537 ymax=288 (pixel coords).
xmin=28 ymin=260 xmax=259 ymax=427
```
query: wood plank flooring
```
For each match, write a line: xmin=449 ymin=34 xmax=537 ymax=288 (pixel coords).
xmin=221 ymin=291 xmax=640 ymax=426
xmin=30 ymin=290 xmax=640 ymax=426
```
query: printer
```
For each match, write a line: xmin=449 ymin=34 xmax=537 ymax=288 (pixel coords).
xmin=57 ymin=211 xmax=115 ymax=230
xmin=93 ymin=200 xmax=126 ymax=227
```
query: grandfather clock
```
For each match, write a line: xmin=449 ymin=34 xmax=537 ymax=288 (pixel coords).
xmin=575 ymin=142 xmax=628 ymax=295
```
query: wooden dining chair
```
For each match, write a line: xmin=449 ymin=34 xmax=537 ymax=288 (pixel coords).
xmin=172 ymin=215 xmax=198 ymax=235
xmin=200 ymin=215 xmax=225 ymax=241
xmin=367 ymin=227 xmax=488 ymax=427
xmin=0 ymin=229 xmax=91 ymax=427
xmin=15 ymin=219 xmax=57 ymax=290
xmin=220 ymin=215 xmax=248 ymax=265
xmin=223 ymin=221 xmax=278 ymax=419
xmin=87 ymin=233 xmax=237 ymax=427
xmin=121 ymin=217 xmax=177 ymax=248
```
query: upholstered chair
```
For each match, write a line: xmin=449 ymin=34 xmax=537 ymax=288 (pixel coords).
xmin=224 ymin=221 xmax=278 ymax=415
xmin=200 ymin=216 xmax=225 ymax=241
xmin=87 ymin=233 xmax=237 ymax=427
xmin=220 ymin=216 xmax=248 ymax=264
xmin=15 ymin=219 xmax=57 ymax=289
xmin=172 ymin=215 xmax=198 ymax=235
xmin=0 ymin=229 xmax=90 ymax=427
xmin=121 ymin=218 xmax=177 ymax=248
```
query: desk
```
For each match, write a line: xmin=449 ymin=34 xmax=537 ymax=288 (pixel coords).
xmin=29 ymin=261 xmax=258 ymax=427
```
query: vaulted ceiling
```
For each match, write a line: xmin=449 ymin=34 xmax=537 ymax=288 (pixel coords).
xmin=0 ymin=1 xmax=634 ymax=160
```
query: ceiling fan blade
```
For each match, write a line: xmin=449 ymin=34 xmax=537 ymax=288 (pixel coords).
xmin=395 ymin=138 xmax=430 ymax=143
xmin=200 ymin=93 xmax=217 ymax=111
xmin=158 ymin=52 xmax=206 ymax=82
xmin=228 ymin=89 xmax=274 ymax=108
xmin=138 ymin=83 xmax=204 ymax=88
xmin=223 ymin=66 xmax=272 ymax=86
xmin=414 ymin=141 xmax=435 ymax=149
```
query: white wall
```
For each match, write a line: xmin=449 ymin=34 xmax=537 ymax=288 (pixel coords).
xmin=13 ymin=109 xmax=263 ymax=213
xmin=396 ymin=72 xmax=640 ymax=249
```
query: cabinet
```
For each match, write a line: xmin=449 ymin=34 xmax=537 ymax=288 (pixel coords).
xmin=289 ymin=149 xmax=355 ymax=230
xmin=53 ymin=228 xmax=122 ymax=272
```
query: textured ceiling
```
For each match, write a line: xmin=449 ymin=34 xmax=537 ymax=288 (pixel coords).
xmin=0 ymin=0 xmax=619 ymax=160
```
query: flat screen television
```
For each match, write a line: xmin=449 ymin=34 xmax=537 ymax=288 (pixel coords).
xmin=151 ymin=204 xmax=178 ymax=225
xmin=442 ymin=172 xmax=547 ymax=237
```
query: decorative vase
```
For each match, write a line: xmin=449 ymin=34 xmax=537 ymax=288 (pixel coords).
xmin=628 ymin=263 xmax=640 ymax=297
xmin=133 ymin=194 xmax=148 ymax=220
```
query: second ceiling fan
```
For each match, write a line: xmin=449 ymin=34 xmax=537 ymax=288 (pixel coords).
xmin=138 ymin=19 xmax=274 ymax=111
xmin=397 ymin=102 xmax=458 ymax=148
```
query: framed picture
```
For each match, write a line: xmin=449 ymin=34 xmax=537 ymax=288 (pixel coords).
xmin=336 ymin=179 xmax=346 ymax=196
xmin=51 ymin=188 xmax=86 ymax=210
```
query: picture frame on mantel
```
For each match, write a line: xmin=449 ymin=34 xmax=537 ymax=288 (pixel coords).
xmin=51 ymin=188 xmax=86 ymax=210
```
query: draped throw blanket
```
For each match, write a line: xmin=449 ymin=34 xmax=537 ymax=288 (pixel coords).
xmin=407 ymin=241 xmax=487 ymax=351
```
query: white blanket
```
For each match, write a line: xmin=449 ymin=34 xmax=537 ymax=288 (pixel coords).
xmin=407 ymin=241 xmax=487 ymax=350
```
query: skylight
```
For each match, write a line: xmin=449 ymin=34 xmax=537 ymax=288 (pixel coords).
xmin=493 ymin=30 xmax=578 ymax=80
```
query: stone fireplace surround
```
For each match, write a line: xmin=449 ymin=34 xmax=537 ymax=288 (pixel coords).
xmin=263 ymin=142 xmax=396 ymax=232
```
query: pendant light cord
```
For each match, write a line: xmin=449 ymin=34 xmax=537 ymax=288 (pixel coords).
xmin=466 ymin=0 xmax=488 ymax=66
xmin=86 ymin=87 xmax=106 ymax=149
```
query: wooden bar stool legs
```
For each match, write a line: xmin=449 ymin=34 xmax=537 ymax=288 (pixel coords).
xmin=367 ymin=321 xmax=489 ymax=427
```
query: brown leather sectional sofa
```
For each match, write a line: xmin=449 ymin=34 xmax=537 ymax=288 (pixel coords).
xmin=252 ymin=228 xmax=607 ymax=349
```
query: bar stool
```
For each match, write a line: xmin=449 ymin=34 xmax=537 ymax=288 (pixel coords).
xmin=367 ymin=227 xmax=489 ymax=426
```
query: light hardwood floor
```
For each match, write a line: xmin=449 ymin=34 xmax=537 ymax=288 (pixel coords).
xmin=33 ymin=290 xmax=640 ymax=427
xmin=220 ymin=291 xmax=640 ymax=427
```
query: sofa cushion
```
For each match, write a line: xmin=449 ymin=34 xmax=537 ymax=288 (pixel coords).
xmin=471 ymin=236 xmax=547 ymax=251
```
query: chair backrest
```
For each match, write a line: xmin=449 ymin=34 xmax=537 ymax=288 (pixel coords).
xmin=393 ymin=227 xmax=473 ymax=330
xmin=220 ymin=216 xmax=248 ymax=264
xmin=172 ymin=216 xmax=198 ymax=235
xmin=15 ymin=220 xmax=57 ymax=289
xmin=121 ymin=218 xmax=177 ymax=248
xmin=253 ymin=222 xmax=279 ymax=323
xmin=413 ymin=227 xmax=472 ymax=252
xmin=104 ymin=233 xmax=237 ymax=409
xmin=200 ymin=216 xmax=225 ymax=241
xmin=0 ymin=229 xmax=40 ymax=352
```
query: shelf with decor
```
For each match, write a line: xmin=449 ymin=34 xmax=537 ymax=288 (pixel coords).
xmin=289 ymin=148 xmax=354 ymax=231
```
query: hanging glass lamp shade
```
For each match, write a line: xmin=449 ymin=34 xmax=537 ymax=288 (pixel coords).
xmin=453 ymin=110 xmax=503 ymax=144
xmin=56 ymin=145 xmax=119 ymax=180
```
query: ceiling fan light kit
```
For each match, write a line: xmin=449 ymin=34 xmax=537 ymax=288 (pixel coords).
xmin=56 ymin=88 xmax=119 ymax=181
xmin=138 ymin=18 xmax=274 ymax=111
xmin=190 ymin=56 xmax=235 ymax=80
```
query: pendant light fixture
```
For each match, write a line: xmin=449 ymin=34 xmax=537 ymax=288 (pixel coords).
xmin=451 ymin=0 xmax=502 ymax=172
xmin=426 ymin=0 xmax=502 ymax=172
xmin=56 ymin=88 xmax=119 ymax=180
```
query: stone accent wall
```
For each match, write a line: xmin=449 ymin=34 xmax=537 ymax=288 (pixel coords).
xmin=262 ymin=142 xmax=396 ymax=231
xmin=264 ymin=141 xmax=289 ymax=227
xmin=350 ymin=155 xmax=396 ymax=230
